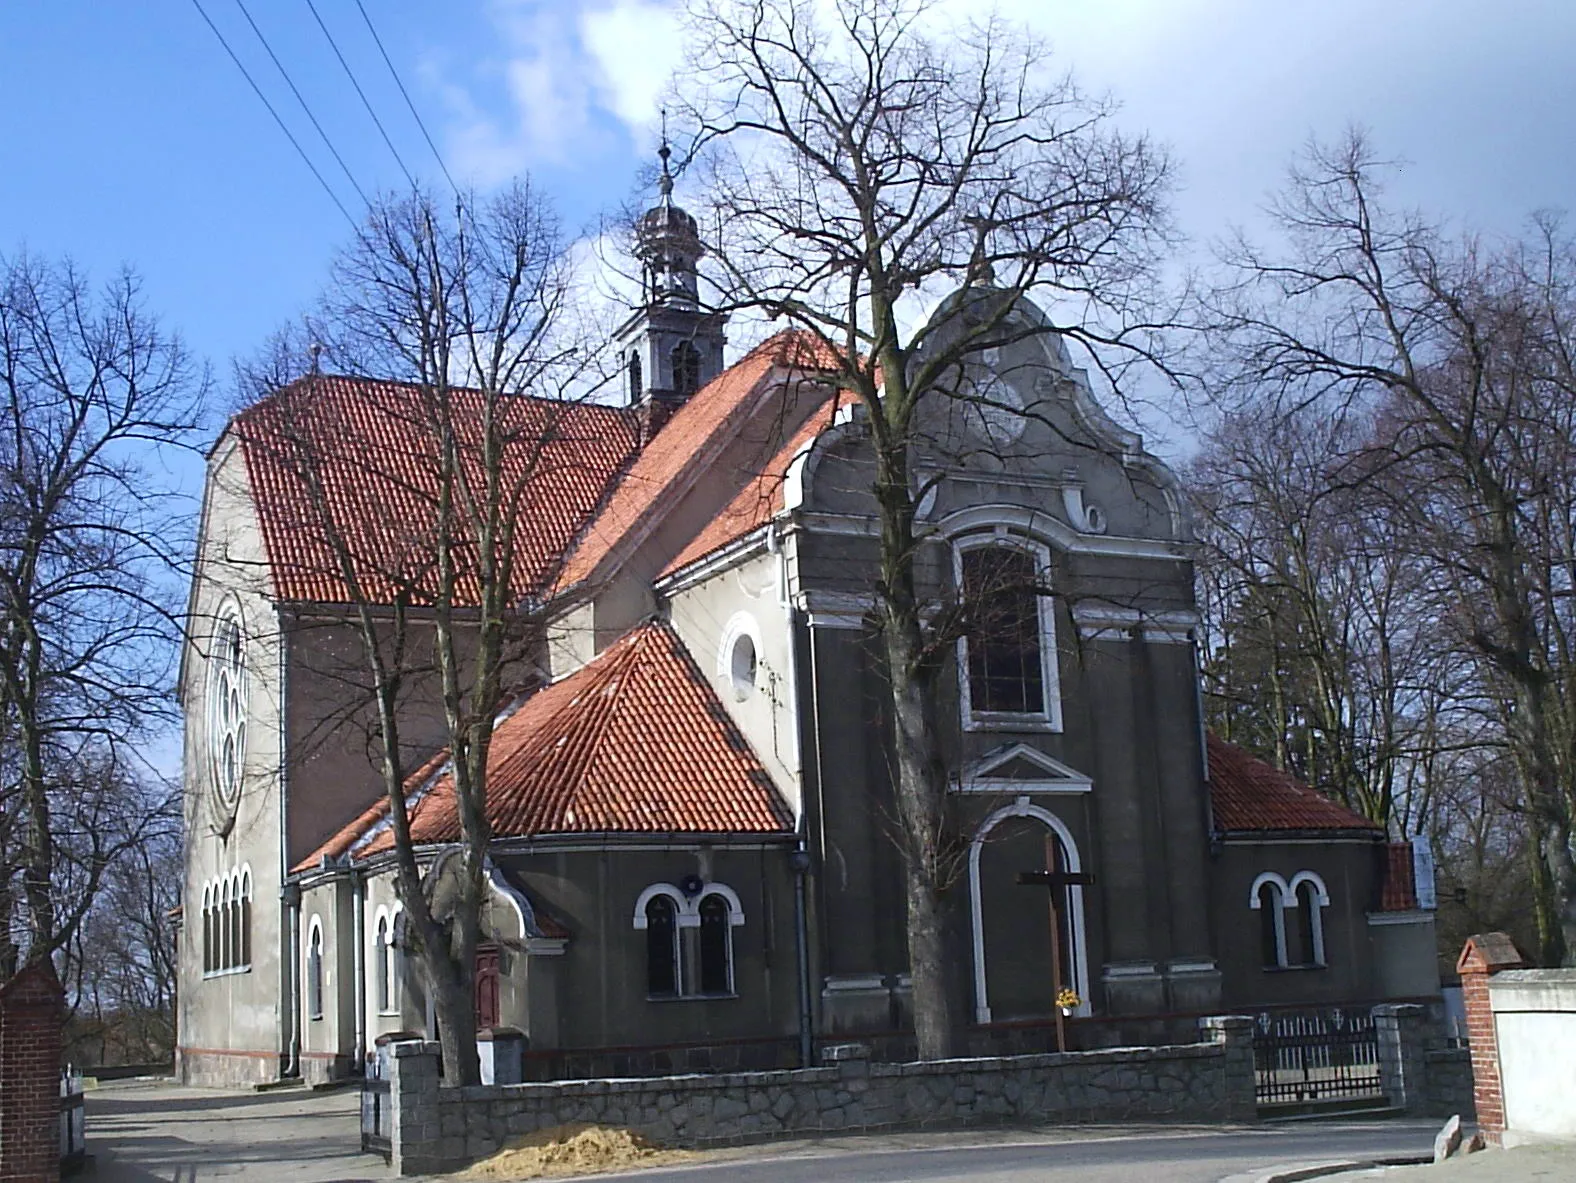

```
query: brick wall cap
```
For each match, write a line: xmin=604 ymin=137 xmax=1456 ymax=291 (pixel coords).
xmin=1457 ymin=932 xmax=1525 ymax=975
xmin=0 ymin=959 xmax=65 ymax=1011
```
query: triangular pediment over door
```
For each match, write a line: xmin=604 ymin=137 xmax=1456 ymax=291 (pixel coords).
xmin=959 ymin=744 xmax=1093 ymax=794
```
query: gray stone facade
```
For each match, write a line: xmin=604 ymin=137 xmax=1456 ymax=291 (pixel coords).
xmin=386 ymin=1019 xmax=1256 ymax=1176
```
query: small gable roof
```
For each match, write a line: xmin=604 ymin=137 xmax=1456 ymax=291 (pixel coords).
xmin=231 ymin=375 xmax=639 ymax=605
xmin=299 ymin=621 xmax=794 ymax=868
xmin=553 ymin=331 xmax=840 ymax=596
xmin=1207 ymin=734 xmax=1382 ymax=834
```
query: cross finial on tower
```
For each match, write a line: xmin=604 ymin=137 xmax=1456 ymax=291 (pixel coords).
xmin=658 ymin=109 xmax=674 ymax=200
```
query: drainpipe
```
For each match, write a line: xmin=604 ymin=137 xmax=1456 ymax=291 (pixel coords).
xmin=351 ymin=869 xmax=366 ymax=1074
xmin=791 ymin=844 xmax=813 ymax=1067
xmin=282 ymin=880 xmax=301 ymax=1077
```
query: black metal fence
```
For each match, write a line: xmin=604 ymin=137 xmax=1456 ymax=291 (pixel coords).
xmin=1252 ymin=1007 xmax=1383 ymax=1107
xmin=60 ymin=1069 xmax=86 ymax=1175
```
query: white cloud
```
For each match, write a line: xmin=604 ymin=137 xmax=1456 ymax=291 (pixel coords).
xmin=581 ymin=0 xmax=683 ymax=136
xmin=440 ymin=2 xmax=603 ymax=184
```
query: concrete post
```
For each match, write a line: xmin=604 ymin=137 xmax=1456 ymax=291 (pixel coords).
xmin=822 ymin=1041 xmax=871 ymax=1081
xmin=388 ymin=1039 xmax=441 ymax=1177
xmin=1457 ymin=933 xmax=1526 ymax=1146
xmin=1373 ymin=1003 xmax=1428 ymax=1113
xmin=1200 ymin=1015 xmax=1257 ymax=1122
xmin=478 ymin=1027 xmax=526 ymax=1086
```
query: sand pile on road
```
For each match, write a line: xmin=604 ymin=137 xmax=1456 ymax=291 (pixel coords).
xmin=457 ymin=1123 xmax=696 ymax=1179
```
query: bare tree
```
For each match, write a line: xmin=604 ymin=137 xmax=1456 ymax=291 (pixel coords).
xmin=1203 ymin=131 xmax=1576 ymax=964
xmin=234 ymin=183 xmax=624 ymax=1084
xmin=674 ymin=0 xmax=1173 ymax=1055
xmin=0 ymin=252 xmax=204 ymax=979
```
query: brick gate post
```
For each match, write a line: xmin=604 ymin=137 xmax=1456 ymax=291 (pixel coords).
xmin=0 ymin=961 xmax=67 ymax=1183
xmin=1456 ymin=933 xmax=1524 ymax=1146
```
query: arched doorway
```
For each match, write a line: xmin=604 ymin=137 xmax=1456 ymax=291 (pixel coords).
xmin=969 ymin=799 xmax=1088 ymax=1024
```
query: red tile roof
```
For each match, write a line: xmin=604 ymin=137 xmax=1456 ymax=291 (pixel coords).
xmin=553 ymin=331 xmax=841 ymax=596
xmin=1207 ymin=734 xmax=1382 ymax=833
xmin=662 ymin=397 xmax=843 ymax=577
xmin=298 ymin=621 xmax=793 ymax=867
xmin=232 ymin=375 xmax=639 ymax=605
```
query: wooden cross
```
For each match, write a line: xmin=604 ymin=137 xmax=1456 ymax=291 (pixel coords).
xmin=1017 ymin=855 xmax=1096 ymax=1052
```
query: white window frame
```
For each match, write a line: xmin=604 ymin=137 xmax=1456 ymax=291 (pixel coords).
xmin=953 ymin=529 xmax=1063 ymax=732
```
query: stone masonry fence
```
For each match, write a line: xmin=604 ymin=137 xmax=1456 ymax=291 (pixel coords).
xmin=384 ymin=1017 xmax=1257 ymax=1175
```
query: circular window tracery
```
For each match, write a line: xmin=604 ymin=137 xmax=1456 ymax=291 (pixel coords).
xmin=209 ymin=608 xmax=247 ymax=813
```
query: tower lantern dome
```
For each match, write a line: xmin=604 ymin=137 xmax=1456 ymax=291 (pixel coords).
xmin=636 ymin=141 xmax=705 ymax=305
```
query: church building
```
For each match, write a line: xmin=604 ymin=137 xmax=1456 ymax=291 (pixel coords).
xmin=176 ymin=161 xmax=1439 ymax=1087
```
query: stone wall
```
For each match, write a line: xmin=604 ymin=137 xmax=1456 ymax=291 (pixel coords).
xmin=1425 ymin=1047 xmax=1474 ymax=1121
xmin=385 ymin=1016 xmax=1256 ymax=1176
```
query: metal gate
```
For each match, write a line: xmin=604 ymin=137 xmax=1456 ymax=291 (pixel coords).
xmin=360 ymin=1073 xmax=392 ymax=1161
xmin=1253 ymin=1007 xmax=1383 ymax=1106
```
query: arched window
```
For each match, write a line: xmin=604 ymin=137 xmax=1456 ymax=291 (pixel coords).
xmin=202 ymin=886 xmax=213 ymax=974
xmin=628 ymin=351 xmax=643 ymax=403
xmin=1257 ymin=880 xmax=1286 ymax=969
xmin=697 ymin=893 xmax=734 ymax=995
xmin=960 ymin=543 xmax=1047 ymax=716
xmin=229 ymin=876 xmax=243 ymax=969
xmin=220 ymin=881 xmax=233 ymax=971
xmin=645 ymin=894 xmax=681 ymax=998
xmin=1291 ymin=873 xmax=1329 ymax=967
xmin=670 ymin=341 xmax=701 ymax=398
xmin=375 ymin=914 xmax=391 ymax=1013
xmin=239 ymin=871 xmax=252 ymax=968
xmin=306 ymin=920 xmax=324 ymax=1020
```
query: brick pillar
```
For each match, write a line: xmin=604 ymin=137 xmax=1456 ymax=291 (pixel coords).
xmin=1457 ymin=933 xmax=1524 ymax=1146
xmin=1373 ymin=1003 xmax=1428 ymax=1113
xmin=0 ymin=961 xmax=67 ymax=1183
xmin=1200 ymin=1015 xmax=1257 ymax=1122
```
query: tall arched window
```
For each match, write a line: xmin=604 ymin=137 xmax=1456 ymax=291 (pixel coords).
xmin=645 ymin=894 xmax=681 ymax=998
xmin=697 ymin=893 xmax=734 ymax=995
xmin=1293 ymin=875 xmax=1328 ymax=967
xmin=628 ymin=351 xmax=644 ymax=402
xmin=1257 ymin=880 xmax=1286 ymax=968
xmin=239 ymin=871 xmax=252 ymax=968
xmin=220 ymin=881 xmax=233 ymax=971
xmin=374 ymin=914 xmax=391 ymax=1012
xmin=306 ymin=921 xmax=324 ymax=1020
xmin=960 ymin=543 xmax=1047 ymax=716
xmin=670 ymin=341 xmax=701 ymax=398
xmin=202 ymin=886 xmax=213 ymax=973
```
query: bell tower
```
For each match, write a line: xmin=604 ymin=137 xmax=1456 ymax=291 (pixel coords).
xmin=613 ymin=136 xmax=728 ymax=442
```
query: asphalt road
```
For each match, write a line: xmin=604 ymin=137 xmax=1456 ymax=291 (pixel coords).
xmin=628 ymin=1121 xmax=1442 ymax=1183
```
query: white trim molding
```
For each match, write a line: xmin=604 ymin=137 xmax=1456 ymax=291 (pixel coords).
xmin=968 ymin=797 xmax=1090 ymax=1024
xmin=1071 ymin=603 xmax=1198 ymax=644
xmin=632 ymin=881 xmax=746 ymax=930
xmin=959 ymin=743 xmax=1093 ymax=794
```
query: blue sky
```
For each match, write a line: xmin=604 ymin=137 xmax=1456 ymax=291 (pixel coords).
xmin=4 ymin=0 xmax=1575 ymax=426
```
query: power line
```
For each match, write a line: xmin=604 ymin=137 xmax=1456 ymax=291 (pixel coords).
xmin=353 ymin=0 xmax=460 ymax=197
xmin=304 ymin=0 xmax=420 ymax=192
xmin=189 ymin=0 xmax=357 ymax=230
xmin=231 ymin=0 xmax=372 ymax=211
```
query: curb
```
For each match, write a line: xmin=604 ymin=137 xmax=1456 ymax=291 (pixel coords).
xmin=1220 ymin=1156 xmax=1431 ymax=1183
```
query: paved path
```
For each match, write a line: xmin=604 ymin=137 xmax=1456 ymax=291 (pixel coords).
xmin=1359 ymin=1139 xmax=1576 ymax=1180
xmin=635 ymin=1121 xmax=1440 ymax=1183
xmin=86 ymin=1078 xmax=388 ymax=1181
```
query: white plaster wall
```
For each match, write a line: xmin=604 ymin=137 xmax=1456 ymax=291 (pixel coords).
xmin=668 ymin=548 xmax=802 ymax=817
xmin=178 ymin=440 xmax=288 ymax=1081
xmin=1492 ymin=970 xmax=1576 ymax=1139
